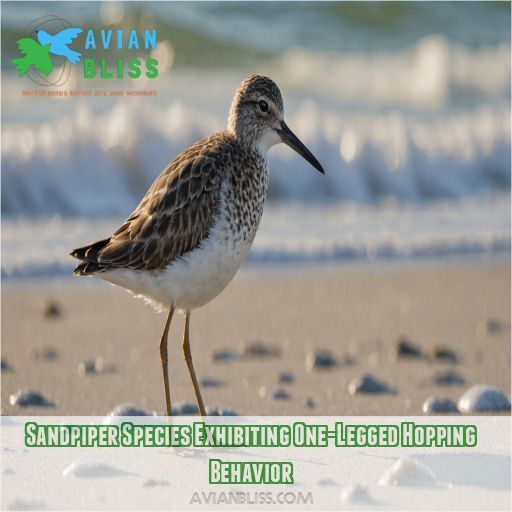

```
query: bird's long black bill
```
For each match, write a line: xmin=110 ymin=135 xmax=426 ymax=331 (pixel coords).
xmin=278 ymin=121 xmax=325 ymax=174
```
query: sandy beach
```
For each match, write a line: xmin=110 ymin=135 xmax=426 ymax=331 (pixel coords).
xmin=2 ymin=261 xmax=510 ymax=416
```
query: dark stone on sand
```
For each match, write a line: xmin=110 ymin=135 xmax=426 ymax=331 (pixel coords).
xmin=220 ymin=408 xmax=237 ymax=416
xmin=30 ymin=346 xmax=58 ymax=361
xmin=428 ymin=345 xmax=458 ymax=364
xmin=44 ymin=300 xmax=61 ymax=319
xmin=305 ymin=397 xmax=316 ymax=409
xmin=434 ymin=370 xmax=466 ymax=386
xmin=272 ymin=389 xmax=290 ymax=400
xmin=278 ymin=371 xmax=295 ymax=384
xmin=396 ymin=337 xmax=423 ymax=358
xmin=108 ymin=404 xmax=154 ymax=416
xmin=9 ymin=390 xmax=54 ymax=408
xmin=175 ymin=403 xmax=237 ymax=416
xmin=486 ymin=319 xmax=503 ymax=334
xmin=243 ymin=341 xmax=281 ymax=358
xmin=201 ymin=377 xmax=224 ymax=388
xmin=212 ymin=350 xmax=241 ymax=362
xmin=175 ymin=402 xmax=199 ymax=415
xmin=458 ymin=385 xmax=511 ymax=413
xmin=306 ymin=350 xmax=337 ymax=371
xmin=78 ymin=358 xmax=104 ymax=377
xmin=1 ymin=359 xmax=13 ymax=372
xmin=349 ymin=374 xmax=392 ymax=395
xmin=423 ymin=397 xmax=458 ymax=413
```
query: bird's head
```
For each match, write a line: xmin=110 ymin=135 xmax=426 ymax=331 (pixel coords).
xmin=35 ymin=30 xmax=51 ymax=45
xmin=228 ymin=74 xmax=324 ymax=174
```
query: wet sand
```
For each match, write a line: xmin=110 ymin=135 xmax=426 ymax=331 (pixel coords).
xmin=1 ymin=262 xmax=510 ymax=416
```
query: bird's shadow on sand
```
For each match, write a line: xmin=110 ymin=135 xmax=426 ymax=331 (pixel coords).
xmin=415 ymin=453 xmax=511 ymax=490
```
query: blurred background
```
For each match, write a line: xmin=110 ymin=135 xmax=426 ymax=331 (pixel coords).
xmin=1 ymin=1 xmax=510 ymax=279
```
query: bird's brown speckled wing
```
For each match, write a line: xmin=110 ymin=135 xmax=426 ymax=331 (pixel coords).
xmin=71 ymin=134 xmax=226 ymax=274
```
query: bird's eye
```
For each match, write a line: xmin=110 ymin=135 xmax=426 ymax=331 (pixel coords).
xmin=258 ymin=100 xmax=268 ymax=113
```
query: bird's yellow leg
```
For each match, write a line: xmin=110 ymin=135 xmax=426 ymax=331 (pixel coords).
xmin=183 ymin=312 xmax=206 ymax=416
xmin=159 ymin=307 xmax=175 ymax=416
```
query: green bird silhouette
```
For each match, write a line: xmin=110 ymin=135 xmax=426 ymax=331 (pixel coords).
xmin=11 ymin=38 xmax=53 ymax=77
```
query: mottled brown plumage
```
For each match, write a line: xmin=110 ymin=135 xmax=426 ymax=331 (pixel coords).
xmin=71 ymin=133 xmax=233 ymax=274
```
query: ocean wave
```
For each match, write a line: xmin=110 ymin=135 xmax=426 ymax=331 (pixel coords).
xmin=2 ymin=88 xmax=510 ymax=217
xmin=2 ymin=196 xmax=509 ymax=280
xmin=250 ymin=197 xmax=511 ymax=264
xmin=279 ymin=37 xmax=510 ymax=108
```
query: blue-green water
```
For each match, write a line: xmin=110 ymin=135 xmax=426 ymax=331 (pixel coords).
xmin=2 ymin=1 xmax=510 ymax=58
xmin=1 ymin=1 xmax=510 ymax=277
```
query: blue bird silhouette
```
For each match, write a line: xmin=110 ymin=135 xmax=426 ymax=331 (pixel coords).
xmin=36 ymin=28 xmax=83 ymax=64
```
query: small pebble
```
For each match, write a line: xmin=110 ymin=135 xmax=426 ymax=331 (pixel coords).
xmin=206 ymin=407 xmax=237 ymax=416
xmin=108 ymin=404 xmax=154 ymax=416
xmin=434 ymin=370 xmax=465 ymax=386
xmin=458 ymin=385 xmax=511 ymax=413
xmin=278 ymin=371 xmax=295 ymax=384
xmin=212 ymin=350 xmax=241 ymax=362
xmin=220 ymin=408 xmax=237 ymax=416
xmin=318 ymin=478 xmax=337 ymax=486
xmin=44 ymin=300 xmax=61 ymax=319
xmin=423 ymin=397 xmax=458 ymax=414
xmin=175 ymin=402 xmax=199 ymax=415
xmin=200 ymin=377 xmax=224 ymax=388
xmin=143 ymin=479 xmax=169 ymax=487
xmin=306 ymin=350 xmax=337 ymax=371
xmin=1 ymin=359 xmax=14 ymax=372
xmin=396 ymin=337 xmax=423 ymax=358
xmin=244 ymin=341 xmax=280 ymax=358
xmin=349 ymin=374 xmax=391 ymax=394
xmin=486 ymin=319 xmax=503 ymax=334
xmin=341 ymin=484 xmax=373 ymax=504
xmin=2 ymin=468 xmax=15 ymax=475
xmin=272 ymin=389 xmax=290 ymax=400
xmin=304 ymin=397 xmax=316 ymax=409
xmin=78 ymin=358 xmax=105 ymax=377
xmin=428 ymin=345 xmax=458 ymax=364
xmin=29 ymin=346 xmax=58 ymax=361
xmin=9 ymin=390 xmax=54 ymax=408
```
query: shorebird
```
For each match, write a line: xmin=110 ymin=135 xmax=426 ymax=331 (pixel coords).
xmin=70 ymin=74 xmax=324 ymax=416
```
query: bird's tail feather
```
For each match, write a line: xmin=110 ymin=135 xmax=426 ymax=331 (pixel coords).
xmin=70 ymin=238 xmax=110 ymax=276
xmin=11 ymin=57 xmax=31 ymax=76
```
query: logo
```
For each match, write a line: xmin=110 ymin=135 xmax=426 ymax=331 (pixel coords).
xmin=11 ymin=16 xmax=82 ymax=86
xmin=12 ymin=15 xmax=159 ymax=87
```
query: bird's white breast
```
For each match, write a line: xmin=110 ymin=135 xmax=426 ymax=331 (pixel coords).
xmin=100 ymin=179 xmax=264 ymax=312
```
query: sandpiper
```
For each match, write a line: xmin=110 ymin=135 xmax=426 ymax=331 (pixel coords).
xmin=70 ymin=74 xmax=324 ymax=416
